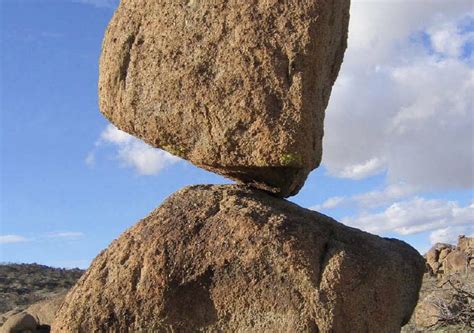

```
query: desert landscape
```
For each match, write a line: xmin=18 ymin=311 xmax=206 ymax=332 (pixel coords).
xmin=1 ymin=0 xmax=473 ymax=332
xmin=1 ymin=235 xmax=472 ymax=332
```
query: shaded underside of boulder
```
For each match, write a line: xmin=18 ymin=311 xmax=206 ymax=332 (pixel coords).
xmin=53 ymin=185 xmax=424 ymax=332
xmin=98 ymin=0 xmax=350 ymax=197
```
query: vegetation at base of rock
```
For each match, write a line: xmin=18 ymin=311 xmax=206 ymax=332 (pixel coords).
xmin=402 ymin=235 xmax=473 ymax=332
xmin=427 ymin=278 xmax=473 ymax=330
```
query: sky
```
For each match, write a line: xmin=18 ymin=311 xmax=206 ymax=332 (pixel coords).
xmin=1 ymin=0 xmax=473 ymax=269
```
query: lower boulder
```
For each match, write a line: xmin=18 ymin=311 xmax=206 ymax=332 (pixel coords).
xmin=53 ymin=185 xmax=424 ymax=332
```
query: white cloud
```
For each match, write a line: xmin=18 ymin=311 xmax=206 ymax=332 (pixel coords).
xmin=45 ymin=232 xmax=84 ymax=239
xmin=91 ymin=124 xmax=180 ymax=176
xmin=352 ymin=183 xmax=419 ymax=209
xmin=0 ymin=235 xmax=30 ymax=244
xmin=429 ymin=226 xmax=474 ymax=245
xmin=323 ymin=2 xmax=474 ymax=191
xmin=429 ymin=22 xmax=474 ymax=58
xmin=311 ymin=183 xmax=418 ymax=212
xmin=100 ymin=124 xmax=133 ymax=144
xmin=310 ymin=196 xmax=346 ymax=211
xmin=341 ymin=198 xmax=474 ymax=237
xmin=74 ymin=0 xmax=119 ymax=8
xmin=0 ymin=232 xmax=85 ymax=244
xmin=338 ymin=158 xmax=385 ymax=180
xmin=85 ymin=152 xmax=95 ymax=167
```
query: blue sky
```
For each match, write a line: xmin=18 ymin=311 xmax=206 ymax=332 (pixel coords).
xmin=1 ymin=0 xmax=473 ymax=269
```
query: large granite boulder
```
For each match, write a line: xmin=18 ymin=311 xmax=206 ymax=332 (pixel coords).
xmin=98 ymin=0 xmax=350 ymax=197
xmin=53 ymin=185 xmax=424 ymax=332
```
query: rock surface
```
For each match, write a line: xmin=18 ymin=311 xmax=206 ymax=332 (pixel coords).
xmin=26 ymin=295 xmax=65 ymax=329
xmin=1 ymin=313 xmax=37 ymax=333
xmin=409 ymin=276 xmax=473 ymax=331
xmin=98 ymin=0 xmax=350 ymax=197
xmin=53 ymin=185 xmax=424 ymax=332
xmin=0 ymin=295 xmax=65 ymax=333
xmin=402 ymin=236 xmax=473 ymax=332
xmin=425 ymin=236 xmax=473 ymax=277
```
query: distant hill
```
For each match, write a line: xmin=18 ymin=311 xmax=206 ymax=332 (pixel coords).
xmin=0 ymin=263 xmax=83 ymax=314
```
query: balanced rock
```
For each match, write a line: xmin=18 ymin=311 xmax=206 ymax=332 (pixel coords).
xmin=99 ymin=0 xmax=350 ymax=197
xmin=53 ymin=185 xmax=424 ymax=332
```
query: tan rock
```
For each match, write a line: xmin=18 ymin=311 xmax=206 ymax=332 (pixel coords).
xmin=53 ymin=185 xmax=424 ymax=332
xmin=431 ymin=261 xmax=441 ymax=275
xmin=413 ymin=293 xmax=442 ymax=329
xmin=443 ymin=251 xmax=468 ymax=275
xmin=439 ymin=247 xmax=451 ymax=261
xmin=425 ymin=247 xmax=438 ymax=262
xmin=425 ymin=243 xmax=454 ymax=274
xmin=98 ymin=0 xmax=350 ymax=197
xmin=25 ymin=295 xmax=65 ymax=327
xmin=457 ymin=235 xmax=473 ymax=257
xmin=0 ymin=312 xmax=37 ymax=333
xmin=0 ymin=310 xmax=21 ymax=328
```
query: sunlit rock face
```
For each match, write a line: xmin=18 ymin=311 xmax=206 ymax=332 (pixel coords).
xmin=53 ymin=185 xmax=424 ymax=332
xmin=98 ymin=0 xmax=350 ymax=197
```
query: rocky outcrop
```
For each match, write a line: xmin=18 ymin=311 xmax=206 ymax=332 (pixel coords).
xmin=98 ymin=0 xmax=350 ymax=197
xmin=1 ymin=295 xmax=65 ymax=333
xmin=53 ymin=185 xmax=424 ymax=332
xmin=426 ymin=236 xmax=473 ymax=277
xmin=402 ymin=236 xmax=474 ymax=332
xmin=410 ymin=276 xmax=473 ymax=331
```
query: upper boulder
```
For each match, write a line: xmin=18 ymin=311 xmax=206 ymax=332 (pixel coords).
xmin=98 ymin=0 xmax=350 ymax=197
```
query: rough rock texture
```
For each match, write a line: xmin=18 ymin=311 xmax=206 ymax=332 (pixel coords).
xmin=426 ymin=236 xmax=473 ymax=277
xmin=0 ymin=295 xmax=65 ymax=333
xmin=402 ymin=236 xmax=473 ymax=332
xmin=99 ymin=0 xmax=350 ymax=197
xmin=26 ymin=295 xmax=65 ymax=328
xmin=412 ymin=293 xmax=440 ymax=329
xmin=408 ymin=275 xmax=474 ymax=332
xmin=458 ymin=235 xmax=474 ymax=261
xmin=53 ymin=185 xmax=424 ymax=332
